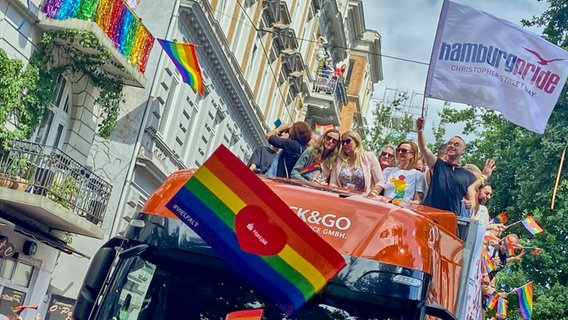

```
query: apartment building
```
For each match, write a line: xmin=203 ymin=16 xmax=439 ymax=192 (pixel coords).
xmin=0 ymin=0 xmax=381 ymax=318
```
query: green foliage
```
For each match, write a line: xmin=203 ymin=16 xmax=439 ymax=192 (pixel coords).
xmin=0 ymin=49 xmax=53 ymax=152
xmin=0 ymin=30 xmax=124 ymax=151
xmin=34 ymin=30 xmax=125 ymax=138
xmin=364 ymin=92 xmax=415 ymax=153
xmin=363 ymin=2 xmax=568 ymax=317
xmin=48 ymin=175 xmax=82 ymax=209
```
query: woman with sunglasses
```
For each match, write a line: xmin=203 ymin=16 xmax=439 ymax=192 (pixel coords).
xmin=378 ymin=145 xmax=396 ymax=170
xmin=291 ymin=128 xmax=341 ymax=182
xmin=328 ymin=130 xmax=384 ymax=196
xmin=383 ymin=141 xmax=426 ymax=203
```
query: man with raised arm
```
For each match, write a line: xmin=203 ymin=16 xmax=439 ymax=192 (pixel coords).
xmin=416 ymin=117 xmax=478 ymax=215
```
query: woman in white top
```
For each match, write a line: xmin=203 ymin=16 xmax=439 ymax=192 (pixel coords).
xmin=382 ymin=141 xmax=426 ymax=203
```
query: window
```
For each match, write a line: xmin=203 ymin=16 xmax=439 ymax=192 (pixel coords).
xmin=33 ymin=74 xmax=71 ymax=148
xmin=0 ymin=258 xmax=35 ymax=319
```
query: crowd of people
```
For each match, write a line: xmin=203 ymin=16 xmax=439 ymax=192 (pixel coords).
xmin=247 ymin=118 xmax=530 ymax=318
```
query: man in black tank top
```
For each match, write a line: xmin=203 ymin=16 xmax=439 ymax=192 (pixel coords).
xmin=416 ymin=118 xmax=477 ymax=215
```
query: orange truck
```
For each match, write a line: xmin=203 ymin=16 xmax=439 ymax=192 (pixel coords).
xmin=73 ymin=169 xmax=482 ymax=320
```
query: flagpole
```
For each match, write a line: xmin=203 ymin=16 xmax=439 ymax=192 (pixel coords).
xmin=506 ymin=220 xmax=523 ymax=228
xmin=422 ymin=0 xmax=450 ymax=119
xmin=551 ymin=143 xmax=567 ymax=210
xmin=506 ymin=281 xmax=533 ymax=295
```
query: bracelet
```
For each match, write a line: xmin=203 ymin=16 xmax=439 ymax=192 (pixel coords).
xmin=371 ymin=189 xmax=380 ymax=195
xmin=478 ymin=175 xmax=485 ymax=184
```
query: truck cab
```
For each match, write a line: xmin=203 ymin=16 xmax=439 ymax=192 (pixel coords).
xmin=73 ymin=170 xmax=482 ymax=320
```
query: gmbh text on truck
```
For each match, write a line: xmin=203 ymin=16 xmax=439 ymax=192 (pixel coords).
xmin=73 ymin=169 xmax=482 ymax=320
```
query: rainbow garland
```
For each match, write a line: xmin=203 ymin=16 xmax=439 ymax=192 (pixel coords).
xmin=43 ymin=0 xmax=155 ymax=73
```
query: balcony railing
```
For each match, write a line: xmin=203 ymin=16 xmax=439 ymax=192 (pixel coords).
xmin=0 ymin=140 xmax=112 ymax=226
xmin=42 ymin=0 xmax=155 ymax=75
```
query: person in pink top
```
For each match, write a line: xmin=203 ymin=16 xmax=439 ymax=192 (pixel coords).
xmin=329 ymin=130 xmax=385 ymax=196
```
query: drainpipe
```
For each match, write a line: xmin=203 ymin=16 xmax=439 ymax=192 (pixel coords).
xmin=109 ymin=0 xmax=181 ymax=238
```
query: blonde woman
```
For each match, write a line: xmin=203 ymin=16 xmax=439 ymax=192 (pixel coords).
xmin=329 ymin=130 xmax=384 ymax=196
xmin=383 ymin=141 xmax=426 ymax=203
xmin=291 ymin=128 xmax=341 ymax=182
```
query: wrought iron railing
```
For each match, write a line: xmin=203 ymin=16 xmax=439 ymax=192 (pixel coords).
xmin=0 ymin=140 xmax=112 ymax=226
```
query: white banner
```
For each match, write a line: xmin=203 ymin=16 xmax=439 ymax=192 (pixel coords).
xmin=425 ymin=0 xmax=568 ymax=134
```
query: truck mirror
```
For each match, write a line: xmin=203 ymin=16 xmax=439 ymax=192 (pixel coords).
xmin=73 ymin=247 xmax=116 ymax=320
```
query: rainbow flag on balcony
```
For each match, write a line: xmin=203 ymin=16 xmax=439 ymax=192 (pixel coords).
xmin=158 ymin=39 xmax=205 ymax=95
xmin=165 ymin=145 xmax=345 ymax=313
xmin=43 ymin=0 xmax=155 ymax=73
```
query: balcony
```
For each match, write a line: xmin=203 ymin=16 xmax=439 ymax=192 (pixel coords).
xmin=305 ymin=70 xmax=348 ymax=126
xmin=0 ymin=140 xmax=111 ymax=255
xmin=38 ymin=0 xmax=155 ymax=87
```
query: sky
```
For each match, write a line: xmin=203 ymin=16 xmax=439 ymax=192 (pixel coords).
xmin=361 ymin=0 xmax=549 ymax=139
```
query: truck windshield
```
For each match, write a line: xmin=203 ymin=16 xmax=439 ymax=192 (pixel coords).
xmin=95 ymin=250 xmax=408 ymax=320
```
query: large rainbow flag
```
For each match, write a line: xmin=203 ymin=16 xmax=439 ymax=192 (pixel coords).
xmin=158 ymin=39 xmax=205 ymax=95
xmin=516 ymin=282 xmax=533 ymax=319
xmin=166 ymin=145 xmax=345 ymax=313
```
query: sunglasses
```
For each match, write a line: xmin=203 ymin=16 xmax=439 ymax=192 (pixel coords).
xmin=341 ymin=138 xmax=352 ymax=145
xmin=396 ymin=148 xmax=413 ymax=154
xmin=447 ymin=141 xmax=461 ymax=147
xmin=325 ymin=135 xmax=339 ymax=143
xmin=381 ymin=151 xmax=394 ymax=159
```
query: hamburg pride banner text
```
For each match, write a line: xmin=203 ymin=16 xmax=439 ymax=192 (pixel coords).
xmin=425 ymin=0 xmax=568 ymax=134
xmin=166 ymin=145 xmax=345 ymax=313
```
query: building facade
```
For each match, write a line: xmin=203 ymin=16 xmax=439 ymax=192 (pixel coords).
xmin=0 ymin=0 xmax=382 ymax=318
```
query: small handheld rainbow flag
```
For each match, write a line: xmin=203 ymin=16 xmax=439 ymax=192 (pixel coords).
xmin=531 ymin=248 xmax=542 ymax=257
xmin=166 ymin=145 xmax=346 ymax=313
xmin=314 ymin=124 xmax=334 ymax=135
xmin=516 ymin=282 xmax=533 ymax=319
xmin=502 ymin=236 xmax=516 ymax=257
xmin=299 ymin=162 xmax=322 ymax=174
xmin=492 ymin=212 xmax=508 ymax=224
xmin=225 ymin=308 xmax=264 ymax=320
xmin=12 ymin=304 xmax=38 ymax=315
xmin=486 ymin=293 xmax=499 ymax=310
xmin=496 ymin=297 xmax=508 ymax=318
xmin=521 ymin=216 xmax=544 ymax=235
xmin=483 ymin=248 xmax=497 ymax=273
xmin=157 ymin=39 xmax=205 ymax=95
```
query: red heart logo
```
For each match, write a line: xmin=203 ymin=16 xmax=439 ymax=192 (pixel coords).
xmin=234 ymin=205 xmax=287 ymax=256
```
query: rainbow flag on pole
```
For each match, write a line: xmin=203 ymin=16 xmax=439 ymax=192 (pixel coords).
xmin=166 ymin=145 xmax=346 ymax=313
xmin=482 ymin=248 xmax=497 ymax=273
xmin=225 ymin=308 xmax=264 ymax=320
xmin=492 ymin=212 xmax=508 ymax=224
xmin=502 ymin=235 xmax=516 ymax=257
xmin=314 ymin=124 xmax=334 ymax=135
xmin=486 ymin=293 xmax=499 ymax=310
xmin=158 ymin=39 xmax=205 ymax=95
xmin=496 ymin=297 xmax=508 ymax=318
xmin=521 ymin=216 xmax=544 ymax=235
xmin=516 ymin=282 xmax=533 ymax=319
